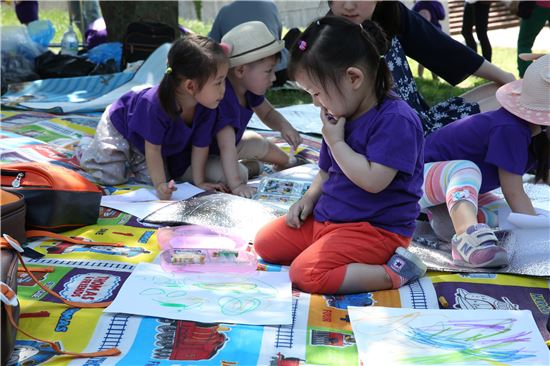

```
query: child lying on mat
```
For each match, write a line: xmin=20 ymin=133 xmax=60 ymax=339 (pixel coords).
xmin=78 ymin=35 xmax=230 ymax=200
xmin=254 ymin=17 xmax=427 ymax=295
xmin=420 ymin=54 xmax=550 ymax=269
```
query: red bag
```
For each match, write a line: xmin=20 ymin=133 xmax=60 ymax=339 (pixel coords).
xmin=0 ymin=163 xmax=101 ymax=232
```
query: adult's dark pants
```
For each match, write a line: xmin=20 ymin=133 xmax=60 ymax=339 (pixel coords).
xmin=461 ymin=1 xmax=492 ymax=62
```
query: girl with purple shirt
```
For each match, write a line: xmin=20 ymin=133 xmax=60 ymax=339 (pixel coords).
xmin=254 ymin=17 xmax=427 ymax=294
xmin=78 ymin=35 xmax=229 ymax=199
xmin=423 ymin=54 xmax=550 ymax=267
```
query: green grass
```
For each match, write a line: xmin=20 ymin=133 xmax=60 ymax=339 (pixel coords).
xmin=0 ymin=5 xmax=520 ymax=108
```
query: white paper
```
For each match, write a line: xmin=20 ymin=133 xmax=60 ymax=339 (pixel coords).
xmin=105 ymin=262 xmax=293 ymax=325
xmin=249 ymin=104 xmax=322 ymax=135
xmin=99 ymin=183 xmax=204 ymax=219
xmin=101 ymin=182 xmax=204 ymax=204
xmin=348 ymin=306 xmax=549 ymax=366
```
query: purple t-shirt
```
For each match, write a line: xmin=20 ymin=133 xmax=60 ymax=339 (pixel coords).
xmin=211 ymin=79 xmax=265 ymax=153
xmin=314 ymin=98 xmax=425 ymax=237
xmin=425 ymin=108 xmax=535 ymax=193
xmin=109 ymin=86 xmax=218 ymax=177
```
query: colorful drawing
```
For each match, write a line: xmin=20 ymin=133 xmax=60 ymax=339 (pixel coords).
xmin=105 ymin=263 xmax=292 ymax=325
xmin=348 ymin=306 xmax=549 ymax=365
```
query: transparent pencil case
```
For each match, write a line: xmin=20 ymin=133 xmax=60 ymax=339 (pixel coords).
xmin=156 ymin=224 xmax=247 ymax=251
xmin=160 ymin=248 xmax=257 ymax=273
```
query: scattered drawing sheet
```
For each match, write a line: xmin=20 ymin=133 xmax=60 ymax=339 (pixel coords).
xmin=249 ymin=103 xmax=322 ymax=135
xmin=348 ymin=306 xmax=549 ymax=366
xmin=105 ymin=262 xmax=293 ymax=325
xmin=100 ymin=182 xmax=204 ymax=219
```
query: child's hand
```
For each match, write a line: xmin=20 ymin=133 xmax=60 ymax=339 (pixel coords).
xmin=197 ymin=182 xmax=229 ymax=193
xmin=320 ymin=107 xmax=346 ymax=147
xmin=286 ymin=196 xmax=314 ymax=228
xmin=155 ymin=180 xmax=177 ymax=200
xmin=231 ymin=184 xmax=256 ymax=198
xmin=281 ymin=124 xmax=303 ymax=150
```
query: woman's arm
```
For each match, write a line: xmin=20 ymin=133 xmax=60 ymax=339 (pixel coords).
xmin=473 ymin=60 xmax=516 ymax=85
xmin=499 ymin=168 xmax=536 ymax=215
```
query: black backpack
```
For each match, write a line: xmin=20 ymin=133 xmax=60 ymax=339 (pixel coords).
xmin=122 ymin=21 xmax=176 ymax=67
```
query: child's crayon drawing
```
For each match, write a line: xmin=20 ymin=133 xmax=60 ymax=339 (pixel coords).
xmin=105 ymin=262 xmax=292 ymax=325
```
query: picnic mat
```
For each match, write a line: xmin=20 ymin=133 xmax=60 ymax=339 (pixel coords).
xmin=1 ymin=43 xmax=170 ymax=114
xmin=2 ymin=109 xmax=549 ymax=366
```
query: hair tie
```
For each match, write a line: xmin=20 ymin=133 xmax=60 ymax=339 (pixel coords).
xmin=165 ymin=67 xmax=173 ymax=75
xmin=316 ymin=20 xmax=321 ymax=26
xmin=298 ymin=40 xmax=307 ymax=51
xmin=219 ymin=42 xmax=232 ymax=56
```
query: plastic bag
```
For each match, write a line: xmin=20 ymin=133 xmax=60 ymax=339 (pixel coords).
xmin=1 ymin=26 xmax=43 ymax=84
xmin=85 ymin=42 xmax=122 ymax=70
xmin=27 ymin=20 xmax=55 ymax=48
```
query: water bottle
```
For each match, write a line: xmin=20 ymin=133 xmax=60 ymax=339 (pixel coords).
xmin=60 ymin=23 xmax=79 ymax=55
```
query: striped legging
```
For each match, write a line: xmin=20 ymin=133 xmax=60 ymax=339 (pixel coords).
xmin=420 ymin=160 xmax=504 ymax=227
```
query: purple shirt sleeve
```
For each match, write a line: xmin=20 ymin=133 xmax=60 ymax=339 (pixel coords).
xmin=485 ymin=125 xmax=531 ymax=175
xmin=248 ymin=92 xmax=265 ymax=109
xmin=366 ymin=113 xmax=423 ymax=175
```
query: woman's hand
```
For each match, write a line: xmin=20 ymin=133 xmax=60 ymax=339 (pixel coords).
xmin=155 ymin=180 xmax=177 ymax=200
xmin=231 ymin=184 xmax=256 ymax=198
xmin=286 ymin=196 xmax=314 ymax=228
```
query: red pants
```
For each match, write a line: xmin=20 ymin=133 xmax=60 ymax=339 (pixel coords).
xmin=254 ymin=216 xmax=410 ymax=294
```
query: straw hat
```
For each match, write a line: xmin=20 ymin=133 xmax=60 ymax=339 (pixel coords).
xmin=496 ymin=54 xmax=550 ymax=126
xmin=221 ymin=21 xmax=284 ymax=68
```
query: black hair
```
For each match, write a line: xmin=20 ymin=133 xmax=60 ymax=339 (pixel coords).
xmin=158 ymin=34 xmax=228 ymax=119
xmin=326 ymin=1 xmax=401 ymax=37
xmin=531 ymin=129 xmax=549 ymax=183
xmin=288 ymin=16 xmax=392 ymax=106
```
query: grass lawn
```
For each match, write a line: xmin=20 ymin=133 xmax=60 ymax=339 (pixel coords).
xmin=0 ymin=4 xmax=521 ymax=108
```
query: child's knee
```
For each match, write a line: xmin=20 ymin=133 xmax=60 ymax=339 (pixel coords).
xmin=289 ymin=265 xmax=332 ymax=294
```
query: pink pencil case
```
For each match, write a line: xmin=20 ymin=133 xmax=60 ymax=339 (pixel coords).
xmin=160 ymin=248 xmax=257 ymax=273
xmin=156 ymin=225 xmax=247 ymax=251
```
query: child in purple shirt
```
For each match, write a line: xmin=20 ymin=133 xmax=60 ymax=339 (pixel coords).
xmin=255 ymin=17 xmax=427 ymax=295
xmin=423 ymin=54 xmax=550 ymax=267
xmin=210 ymin=21 xmax=303 ymax=198
xmin=78 ymin=35 xmax=229 ymax=199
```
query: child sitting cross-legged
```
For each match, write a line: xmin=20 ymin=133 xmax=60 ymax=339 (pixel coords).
xmin=254 ymin=17 xmax=427 ymax=294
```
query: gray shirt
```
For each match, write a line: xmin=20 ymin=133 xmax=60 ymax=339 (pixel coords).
xmin=209 ymin=0 xmax=288 ymax=71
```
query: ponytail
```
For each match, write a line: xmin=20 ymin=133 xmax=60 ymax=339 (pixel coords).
xmin=158 ymin=71 xmax=179 ymax=119
xmin=359 ymin=20 xmax=392 ymax=104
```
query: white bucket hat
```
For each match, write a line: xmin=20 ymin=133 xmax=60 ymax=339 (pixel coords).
xmin=221 ymin=21 xmax=284 ymax=68
xmin=496 ymin=54 xmax=550 ymax=126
